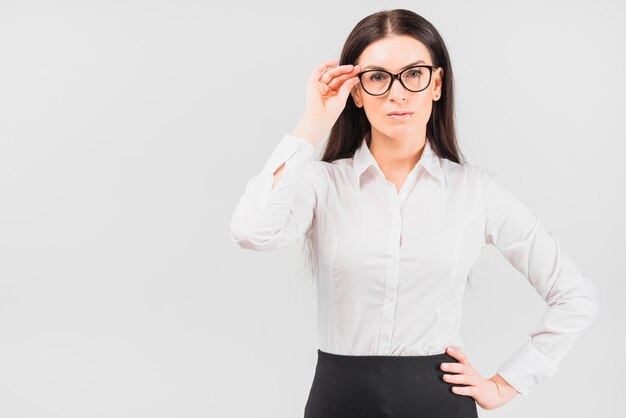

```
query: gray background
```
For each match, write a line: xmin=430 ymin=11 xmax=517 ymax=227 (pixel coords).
xmin=0 ymin=0 xmax=623 ymax=417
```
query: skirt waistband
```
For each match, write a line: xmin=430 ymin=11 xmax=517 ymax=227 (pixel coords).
xmin=316 ymin=348 xmax=455 ymax=367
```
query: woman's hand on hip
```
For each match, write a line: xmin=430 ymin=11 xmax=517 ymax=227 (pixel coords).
xmin=440 ymin=346 xmax=519 ymax=410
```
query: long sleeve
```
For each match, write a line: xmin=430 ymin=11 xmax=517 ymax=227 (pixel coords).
xmin=230 ymin=133 xmax=318 ymax=251
xmin=482 ymin=171 xmax=600 ymax=397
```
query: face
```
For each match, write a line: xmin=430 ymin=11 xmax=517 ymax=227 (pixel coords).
xmin=351 ymin=35 xmax=443 ymax=142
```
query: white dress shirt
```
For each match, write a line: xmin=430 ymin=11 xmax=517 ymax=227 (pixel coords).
xmin=230 ymin=132 xmax=600 ymax=397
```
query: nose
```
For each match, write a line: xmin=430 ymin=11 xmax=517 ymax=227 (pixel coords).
xmin=388 ymin=76 xmax=407 ymax=101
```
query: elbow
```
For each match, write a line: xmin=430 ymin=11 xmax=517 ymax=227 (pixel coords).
xmin=582 ymin=278 xmax=600 ymax=325
xmin=230 ymin=221 xmax=282 ymax=251
xmin=547 ymin=277 xmax=600 ymax=329
xmin=229 ymin=203 xmax=286 ymax=251
xmin=588 ymin=283 xmax=600 ymax=324
xmin=579 ymin=293 xmax=600 ymax=331
xmin=568 ymin=279 xmax=601 ymax=328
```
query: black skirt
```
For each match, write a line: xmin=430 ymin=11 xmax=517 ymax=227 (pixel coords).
xmin=304 ymin=349 xmax=479 ymax=418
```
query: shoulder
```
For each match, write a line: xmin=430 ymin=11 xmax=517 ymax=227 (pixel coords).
xmin=305 ymin=159 xmax=336 ymax=179
xmin=305 ymin=157 xmax=353 ymax=188
xmin=458 ymin=163 xmax=537 ymax=224
xmin=440 ymin=158 xmax=495 ymax=193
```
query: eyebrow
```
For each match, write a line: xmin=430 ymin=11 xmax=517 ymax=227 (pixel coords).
xmin=362 ymin=60 xmax=426 ymax=72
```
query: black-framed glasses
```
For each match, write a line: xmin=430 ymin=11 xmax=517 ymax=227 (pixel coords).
xmin=356 ymin=65 xmax=439 ymax=96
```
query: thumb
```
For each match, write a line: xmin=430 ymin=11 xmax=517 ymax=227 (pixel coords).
xmin=337 ymin=77 xmax=360 ymax=100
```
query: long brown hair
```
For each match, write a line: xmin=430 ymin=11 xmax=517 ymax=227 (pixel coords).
xmin=301 ymin=9 xmax=475 ymax=293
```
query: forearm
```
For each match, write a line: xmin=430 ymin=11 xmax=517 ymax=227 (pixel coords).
xmin=292 ymin=115 xmax=329 ymax=147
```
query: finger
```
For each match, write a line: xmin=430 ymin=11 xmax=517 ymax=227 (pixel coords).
xmin=318 ymin=71 xmax=359 ymax=98
xmin=451 ymin=385 xmax=475 ymax=397
xmin=442 ymin=362 xmax=478 ymax=377
xmin=313 ymin=59 xmax=340 ymax=79
xmin=320 ymin=64 xmax=360 ymax=84
xmin=443 ymin=373 xmax=480 ymax=386
xmin=446 ymin=346 xmax=471 ymax=367
xmin=440 ymin=362 xmax=463 ymax=373
xmin=319 ymin=80 xmax=334 ymax=94
xmin=325 ymin=67 xmax=361 ymax=91
xmin=319 ymin=80 xmax=339 ymax=98
xmin=336 ymin=75 xmax=360 ymax=100
xmin=321 ymin=64 xmax=360 ymax=84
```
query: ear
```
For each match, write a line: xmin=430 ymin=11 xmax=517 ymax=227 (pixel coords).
xmin=351 ymin=86 xmax=363 ymax=108
xmin=433 ymin=67 xmax=444 ymax=100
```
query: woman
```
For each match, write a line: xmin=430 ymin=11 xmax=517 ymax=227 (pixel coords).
xmin=230 ymin=9 xmax=599 ymax=417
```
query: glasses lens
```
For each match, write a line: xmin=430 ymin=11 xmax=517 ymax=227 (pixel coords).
xmin=402 ymin=66 xmax=431 ymax=92
xmin=361 ymin=71 xmax=391 ymax=95
xmin=361 ymin=67 xmax=432 ymax=95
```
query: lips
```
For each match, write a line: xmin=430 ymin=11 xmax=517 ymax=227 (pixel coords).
xmin=387 ymin=111 xmax=413 ymax=116
xmin=387 ymin=111 xmax=413 ymax=121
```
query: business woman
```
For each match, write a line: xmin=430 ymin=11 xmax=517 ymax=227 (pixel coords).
xmin=230 ymin=8 xmax=599 ymax=417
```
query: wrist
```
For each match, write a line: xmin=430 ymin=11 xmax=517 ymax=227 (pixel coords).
xmin=491 ymin=373 xmax=519 ymax=400
xmin=293 ymin=115 xmax=331 ymax=146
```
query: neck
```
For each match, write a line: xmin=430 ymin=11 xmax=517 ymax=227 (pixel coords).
xmin=368 ymin=128 xmax=426 ymax=175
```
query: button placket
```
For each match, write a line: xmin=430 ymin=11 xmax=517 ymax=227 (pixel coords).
xmin=378 ymin=184 xmax=403 ymax=355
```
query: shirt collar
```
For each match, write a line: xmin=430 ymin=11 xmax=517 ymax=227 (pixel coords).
xmin=351 ymin=134 xmax=446 ymax=190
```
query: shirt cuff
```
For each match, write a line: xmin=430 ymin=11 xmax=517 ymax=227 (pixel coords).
xmin=260 ymin=134 xmax=315 ymax=176
xmin=257 ymin=133 xmax=316 ymax=209
xmin=496 ymin=338 xmax=560 ymax=397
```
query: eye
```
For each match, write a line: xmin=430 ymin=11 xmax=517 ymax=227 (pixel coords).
xmin=368 ymin=72 xmax=389 ymax=82
xmin=406 ymin=69 xmax=423 ymax=78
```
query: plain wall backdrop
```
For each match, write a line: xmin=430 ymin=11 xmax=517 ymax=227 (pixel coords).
xmin=0 ymin=0 xmax=624 ymax=417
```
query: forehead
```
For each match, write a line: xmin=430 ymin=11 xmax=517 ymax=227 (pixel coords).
xmin=357 ymin=35 xmax=431 ymax=70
